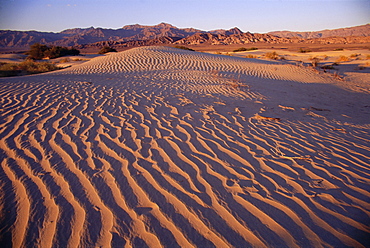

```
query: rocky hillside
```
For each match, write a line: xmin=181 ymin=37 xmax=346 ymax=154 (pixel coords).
xmin=0 ymin=23 xmax=202 ymax=48
xmin=1 ymin=23 xmax=369 ymax=50
xmin=268 ymin=24 xmax=370 ymax=38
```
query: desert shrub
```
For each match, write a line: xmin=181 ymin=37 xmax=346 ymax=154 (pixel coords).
xmin=72 ymin=58 xmax=87 ymax=61
xmin=265 ymin=51 xmax=280 ymax=60
xmin=0 ymin=61 xmax=59 ymax=77
xmin=336 ymin=55 xmax=350 ymax=62
xmin=246 ymin=55 xmax=257 ymax=59
xmin=334 ymin=48 xmax=344 ymax=51
xmin=309 ymin=57 xmax=321 ymax=67
xmin=350 ymin=53 xmax=360 ymax=58
xmin=98 ymin=46 xmax=117 ymax=54
xmin=45 ymin=46 xmax=79 ymax=59
xmin=26 ymin=43 xmax=49 ymax=60
xmin=26 ymin=43 xmax=80 ymax=60
xmin=298 ymin=48 xmax=311 ymax=53
xmin=233 ymin=47 xmax=258 ymax=52
xmin=59 ymin=58 xmax=71 ymax=63
xmin=321 ymin=64 xmax=335 ymax=70
xmin=233 ymin=47 xmax=248 ymax=52
xmin=366 ymin=54 xmax=370 ymax=59
xmin=173 ymin=46 xmax=195 ymax=51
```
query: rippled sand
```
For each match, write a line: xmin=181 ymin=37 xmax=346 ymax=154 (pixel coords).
xmin=0 ymin=46 xmax=369 ymax=247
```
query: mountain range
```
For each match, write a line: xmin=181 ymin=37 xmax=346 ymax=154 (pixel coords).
xmin=1 ymin=23 xmax=369 ymax=51
xmin=268 ymin=24 xmax=370 ymax=39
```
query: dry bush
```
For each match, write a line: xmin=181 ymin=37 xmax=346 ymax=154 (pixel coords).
xmin=321 ymin=64 xmax=335 ymax=70
xmin=0 ymin=61 xmax=59 ymax=77
xmin=210 ymin=70 xmax=249 ymax=90
xmin=336 ymin=55 xmax=350 ymax=62
xmin=233 ymin=47 xmax=248 ymax=52
xmin=59 ymin=58 xmax=71 ymax=63
xmin=298 ymin=48 xmax=311 ymax=53
xmin=265 ymin=52 xmax=280 ymax=60
xmin=309 ymin=56 xmax=321 ymax=67
xmin=245 ymin=55 xmax=257 ymax=59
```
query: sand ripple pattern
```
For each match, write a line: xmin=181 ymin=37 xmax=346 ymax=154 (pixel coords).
xmin=0 ymin=46 xmax=369 ymax=247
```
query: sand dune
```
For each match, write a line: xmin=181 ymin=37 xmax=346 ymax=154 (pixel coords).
xmin=0 ymin=46 xmax=369 ymax=247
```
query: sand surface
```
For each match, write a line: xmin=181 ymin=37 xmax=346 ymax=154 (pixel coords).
xmin=0 ymin=46 xmax=369 ymax=247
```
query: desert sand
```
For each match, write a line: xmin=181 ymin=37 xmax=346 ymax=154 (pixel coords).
xmin=0 ymin=46 xmax=369 ymax=247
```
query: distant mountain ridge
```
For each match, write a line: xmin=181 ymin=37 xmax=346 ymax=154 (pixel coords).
xmin=0 ymin=23 xmax=203 ymax=48
xmin=0 ymin=23 xmax=369 ymax=50
xmin=268 ymin=24 xmax=370 ymax=39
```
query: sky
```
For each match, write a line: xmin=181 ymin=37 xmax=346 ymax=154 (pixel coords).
xmin=0 ymin=0 xmax=369 ymax=33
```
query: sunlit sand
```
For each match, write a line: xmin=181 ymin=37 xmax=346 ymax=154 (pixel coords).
xmin=0 ymin=46 xmax=369 ymax=247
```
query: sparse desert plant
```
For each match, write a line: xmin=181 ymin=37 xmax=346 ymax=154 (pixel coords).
xmin=232 ymin=47 xmax=257 ymax=52
xmin=334 ymin=48 xmax=343 ymax=51
xmin=44 ymin=46 xmax=80 ymax=59
xmin=0 ymin=61 xmax=60 ymax=77
xmin=59 ymin=58 xmax=71 ymax=63
xmin=366 ymin=54 xmax=370 ymax=59
xmin=321 ymin=64 xmax=335 ymax=70
xmin=336 ymin=55 xmax=350 ymax=62
xmin=245 ymin=55 xmax=257 ymax=59
xmin=309 ymin=57 xmax=321 ymax=67
xmin=265 ymin=51 xmax=280 ymax=60
xmin=98 ymin=46 xmax=117 ymax=54
xmin=173 ymin=46 xmax=194 ymax=51
xmin=233 ymin=47 xmax=248 ymax=52
xmin=26 ymin=43 xmax=49 ymax=60
xmin=350 ymin=53 xmax=360 ymax=58
xmin=26 ymin=43 xmax=80 ymax=60
xmin=298 ymin=48 xmax=311 ymax=53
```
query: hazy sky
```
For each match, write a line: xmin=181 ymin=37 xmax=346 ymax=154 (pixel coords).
xmin=0 ymin=0 xmax=369 ymax=33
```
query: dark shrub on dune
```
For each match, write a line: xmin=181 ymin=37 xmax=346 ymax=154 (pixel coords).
xmin=98 ymin=46 xmax=117 ymax=54
xmin=26 ymin=43 xmax=80 ymax=60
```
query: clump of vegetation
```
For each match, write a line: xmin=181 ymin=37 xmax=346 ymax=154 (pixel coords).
xmin=98 ymin=46 xmax=117 ymax=54
xmin=233 ymin=47 xmax=247 ymax=52
xmin=334 ymin=48 xmax=343 ymax=51
xmin=0 ymin=61 xmax=60 ymax=77
xmin=336 ymin=55 xmax=350 ymax=62
xmin=265 ymin=51 xmax=281 ymax=60
xmin=298 ymin=48 xmax=311 ymax=53
xmin=245 ymin=55 xmax=257 ymax=59
xmin=321 ymin=64 xmax=335 ymax=70
xmin=366 ymin=54 xmax=370 ymax=59
xmin=233 ymin=47 xmax=258 ymax=52
xmin=59 ymin=58 xmax=71 ymax=63
xmin=350 ymin=53 xmax=360 ymax=58
xmin=173 ymin=46 xmax=195 ymax=51
xmin=309 ymin=56 xmax=321 ymax=67
xmin=26 ymin=43 xmax=80 ymax=60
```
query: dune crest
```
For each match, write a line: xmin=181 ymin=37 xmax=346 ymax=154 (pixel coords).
xmin=0 ymin=46 xmax=369 ymax=247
